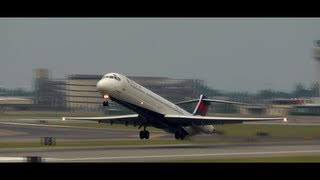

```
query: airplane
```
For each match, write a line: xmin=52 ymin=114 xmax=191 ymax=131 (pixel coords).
xmin=63 ymin=72 xmax=287 ymax=140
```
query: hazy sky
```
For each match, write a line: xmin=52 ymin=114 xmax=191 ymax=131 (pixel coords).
xmin=1 ymin=18 xmax=320 ymax=93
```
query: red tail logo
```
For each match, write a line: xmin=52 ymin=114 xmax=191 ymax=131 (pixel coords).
xmin=193 ymin=95 xmax=210 ymax=116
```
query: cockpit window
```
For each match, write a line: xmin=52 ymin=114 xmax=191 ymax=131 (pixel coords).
xmin=113 ymin=74 xmax=121 ymax=81
xmin=103 ymin=74 xmax=121 ymax=81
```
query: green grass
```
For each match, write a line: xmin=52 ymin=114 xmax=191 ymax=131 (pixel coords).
xmin=0 ymin=138 xmax=282 ymax=149
xmin=214 ymin=124 xmax=320 ymax=138
xmin=0 ymin=139 xmax=198 ymax=149
xmin=174 ymin=155 xmax=320 ymax=162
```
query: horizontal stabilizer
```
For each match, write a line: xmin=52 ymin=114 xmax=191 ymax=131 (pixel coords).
xmin=176 ymin=97 xmax=250 ymax=106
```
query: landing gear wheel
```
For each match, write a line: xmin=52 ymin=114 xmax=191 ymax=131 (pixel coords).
xmin=139 ymin=130 xmax=150 ymax=139
xmin=175 ymin=129 xmax=186 ymax=140
xmin=103 ymin=101 xmax=109 ymax=106
xmin=145 ymin=131 xmax=150 ymax=139
xmin=175 ymin=131 xmax=180 ymax=140
xmin=180 ymin=133 xmax=185 ymax=140
xmin=139 ymin=131 xmax=145 ymax=139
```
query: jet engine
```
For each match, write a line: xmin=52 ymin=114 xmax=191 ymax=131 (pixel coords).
xmin=198 ymin=125 xmax=215 ymax=134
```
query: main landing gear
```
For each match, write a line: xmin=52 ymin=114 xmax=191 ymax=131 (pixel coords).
xmin=175 ymin=129 xmax=186 ymax=140
xmin=139 ymin=130 xmax=150 ymax=139
xmin=139 ymin=126 xmax=150 ymax=139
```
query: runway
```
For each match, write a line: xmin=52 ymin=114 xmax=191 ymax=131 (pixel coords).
xmin=1 ymin=142 xmax=320 ymax=162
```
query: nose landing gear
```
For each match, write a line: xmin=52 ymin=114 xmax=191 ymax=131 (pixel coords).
xmin=103 ymin=101 xmax=109 ymax=106
xmin=102 ymin=95 xmax=109 ymax=106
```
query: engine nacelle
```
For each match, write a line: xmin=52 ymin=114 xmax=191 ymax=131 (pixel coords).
xmin=198 ymin=125 xmax=215 ymax=134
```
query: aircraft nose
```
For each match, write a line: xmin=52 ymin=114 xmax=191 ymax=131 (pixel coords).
xmin=96 ymin=79 xmax=108 ymax=94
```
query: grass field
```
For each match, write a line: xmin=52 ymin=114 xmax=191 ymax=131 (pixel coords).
xmin=214 ymin=124 xmax=320 ymax=138
xmin=0 ymin=139 xmax=213 ymax=149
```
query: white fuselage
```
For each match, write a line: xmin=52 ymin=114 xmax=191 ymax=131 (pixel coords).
xmin=96 ymin=73 xmax=215 ymax=135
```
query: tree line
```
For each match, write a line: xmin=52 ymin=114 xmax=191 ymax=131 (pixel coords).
xmin=0 ymin=88 xmax=35 ymax=96
xmin=196 ymin=82 xmax=319 ymax=102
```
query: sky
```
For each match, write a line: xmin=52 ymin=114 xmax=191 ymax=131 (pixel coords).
xmin=1 ymin=18 xmax=320 ymax=93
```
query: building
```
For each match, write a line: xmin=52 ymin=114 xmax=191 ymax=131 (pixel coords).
xmin=65 ymin=74 xmax=102 ymax=112
xmin=313 ymin=40 xmax=320 ymax=96
xmin=33 ymin=69 xmax=66 ymax=111
xmin=0 ymin=97 xmax=33 ymax=111
xmin=291 ymin=104 xmax=320 ymax=116
xmin=239 ymin=98 xmax=307 ymax=116
xmin=265 ymin=98 xmax=305 ymax=116
xmin=240 ymin=105 xmax=266 ymax=115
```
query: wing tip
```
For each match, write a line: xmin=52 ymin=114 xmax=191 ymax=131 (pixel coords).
xmin=283 ymin=117 xmax=287 ymax=122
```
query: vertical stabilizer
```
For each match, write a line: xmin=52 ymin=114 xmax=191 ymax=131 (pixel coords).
xmin=193 ymin=95 xmax=211 ymax=116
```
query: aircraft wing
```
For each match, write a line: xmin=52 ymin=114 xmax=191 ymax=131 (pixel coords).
xmin=62 ymin=114 xmax=142 ymax=125
xmin=165 ymin=115 xmax=287 ymax=126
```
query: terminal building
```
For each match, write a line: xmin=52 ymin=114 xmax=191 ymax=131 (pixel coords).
xmin=65 ymin=74 xmax=102 ymax=112
xmin=33 ymin=69 xmax=66 ymax=111
xmin=288 ymin=40 xmax=320 ymax=116
xmin=0 ymin=97 xmax=33 ymax=111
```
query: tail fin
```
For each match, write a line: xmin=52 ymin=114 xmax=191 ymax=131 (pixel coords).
xmin=193 ymin=95 xmax=211 ymax=116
